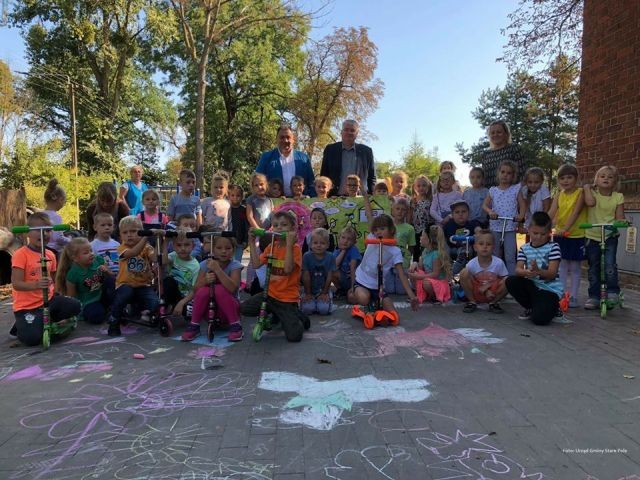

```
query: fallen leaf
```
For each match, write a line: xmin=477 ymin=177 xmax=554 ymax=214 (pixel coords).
xmin=631 ymin=329 xmax=640 ymax=336
xmin=488 ymin=431 xmax=497 ymax=435
xmin=520 ymin=333 xmax=531 ymax=338
xmin=317 ymin=358 xmax=332 ymax=364
xmin=623 ymin=375 xmax=635 ymax=380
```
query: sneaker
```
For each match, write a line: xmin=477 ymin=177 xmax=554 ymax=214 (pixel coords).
xmin=569 ymin=296 xmax=579 ymax=308
xmin=489 ymin=303 xmax=504 ymax=314
xmin=107 ymin=318 xmax=121 ymax=337
xmin=584 ymin=298 xmax=599 ymax=310
xmin=518 ymin=309 xmax=532 ymax=320
xmin=9 ymin=323 xmax=17 ymax=339
xmin=181 ymin=323 xmax=201 ymax=342
xmin=553 ymin=310 xmax=573 ymax=324
xmin=140 ymin=310 xmax=151 ymax=323
xmin=228 ymin=323 xmax=243 ymax=342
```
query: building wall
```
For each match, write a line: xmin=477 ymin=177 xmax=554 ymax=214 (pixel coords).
xmin=577 ymin=0 xmax=640 ymax=209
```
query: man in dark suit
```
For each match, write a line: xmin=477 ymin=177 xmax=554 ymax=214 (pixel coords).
xmin=320 ymin=120 xmax=375 ymax=196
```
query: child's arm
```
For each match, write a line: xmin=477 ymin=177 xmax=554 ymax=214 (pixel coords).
xmin=318 ymin=269 xmax=333 ymax=302
xmin=120 ymin=237 xmax=149 ymax=260
xmin=514 ymin=259 xmax=533 ymax=278
xmin=615 ymin=200 xmax=625 ymax=221
xmin=429 ymin=195 xmax=442 ymax=224
xmin=246 ymin=203 xmax=261 ymax=229
xmin=248 ymin=228 xmax=264 ymax=270
xmin=65 ymin=280 xmax=77 ymax=298
xmin=517 ymin=189 xmax=527 ymax=221
xmin=166 ymin=196 xmax=176 ymax=222
xmin=334 ymin=249 xmax=346 ymax=269
xmin=283 ymin=232 xmax=295 ymax=274
xmin=362 ymin=188 xmax=374 ymax=230
xmin=558 ymin=191 xmax=585 ymax=235
xmin=395 ymin=263 xmax=418 ymax=310
xmin=11 ymin=267 xmax=50 ymax=291
xmin=302 ymin=270 xmax=313 ymax=301
xmin=193 ymin=269 xmax=208 ymax=290
xmin=548 ymin=194 xmax=560 ymax=222
xmin=482 ymin=193 xmax=497 ymax=219
xmin=530 ymin=259 xmax=559 ymax=281
xmin=541 ymin=196 xmax=551 ymax=213
xmin=348 ymin=258 xmax=358 ymax=291
xmin=208 ymin=259 xmax=241 ymax=294
xmin=583 ymin=184 xmax=596 ymax=207
xmin=196 ymin=210 xmax=203 ymax=228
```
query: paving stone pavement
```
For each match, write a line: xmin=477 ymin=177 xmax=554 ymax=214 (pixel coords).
xmin=0 ymin=283 xmax=639 ymax=480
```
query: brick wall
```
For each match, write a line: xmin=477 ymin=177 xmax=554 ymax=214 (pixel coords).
xmin=577 ymin=0 xmax=640 ymax=209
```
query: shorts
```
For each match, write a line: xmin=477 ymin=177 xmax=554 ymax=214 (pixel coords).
xmin=472 ymin=278 xmax=503 ymax=304
xmin=354 ymin=281 xmax=380 ymax=301
xmin=556 ymin=236 xmax=586 ymax=261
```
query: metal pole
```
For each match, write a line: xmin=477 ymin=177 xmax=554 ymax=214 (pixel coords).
xmin=69 ymin=78 xmax=80 ymax=228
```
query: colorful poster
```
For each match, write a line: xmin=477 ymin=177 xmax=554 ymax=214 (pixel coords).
xmin=272 ymin=195 xmax=391 ymax=251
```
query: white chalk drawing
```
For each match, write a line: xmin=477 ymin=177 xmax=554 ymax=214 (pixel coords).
xmin=258 ymin=372 xmax=431 ymax=430
xmin=325 ymin=445 xmax=416 ymax=480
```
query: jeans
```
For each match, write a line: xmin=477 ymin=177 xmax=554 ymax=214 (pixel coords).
xmin=585 ymin=236 xmax=620 ymax=300
xmin=111 ymin=285 xmax=159 ymax=321
xmin=301 ymin=293 xmax=332 ymax=315
xmin=14 ymin=295 xmax=81 ymax=346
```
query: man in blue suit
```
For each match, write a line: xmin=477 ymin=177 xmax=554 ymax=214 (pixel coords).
xmin=256 ymin=124 xmax=315 ymax=197
xmin=320 ymin=120 xmax=376 ymax=196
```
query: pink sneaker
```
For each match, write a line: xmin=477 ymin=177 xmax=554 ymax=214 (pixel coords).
xmin=228 ymin=323 xmax=243 ymax=342
xmin=181 ymin=323 xmax=200 ymax=342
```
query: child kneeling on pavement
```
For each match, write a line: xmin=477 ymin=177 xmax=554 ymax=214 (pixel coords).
xmin=506 ymin=211 xmax=563 ymax=325
xmin=181 ymin=230 xmax=244 ymax=342
xmin=459 ymin=229 xmax=508 ymax=313
xmin=240 ymin=211 xmax=310 ymax=342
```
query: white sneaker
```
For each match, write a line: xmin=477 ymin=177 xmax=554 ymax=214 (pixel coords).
xmin=518 ymin=309 xmax=532 ymax=320
xmin=584 ymin=298 xmax=599 ymax=310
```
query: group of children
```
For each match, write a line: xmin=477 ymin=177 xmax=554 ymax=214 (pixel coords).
xmin=10 ymin=161 xmax=627 ymax=347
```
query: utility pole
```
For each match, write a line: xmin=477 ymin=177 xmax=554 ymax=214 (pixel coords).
xmin=68 ymin=77 xmax=80 ymax=228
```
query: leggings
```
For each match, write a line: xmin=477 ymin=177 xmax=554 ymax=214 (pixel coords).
xmin=190 ymin=284 xmax=240 ymax=326
xmin=493 ymin=231 xmax=517 ymax=275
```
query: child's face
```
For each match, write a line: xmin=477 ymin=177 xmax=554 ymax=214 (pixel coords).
xmin=174 ymin=238 xmax=193 ymax=260
xmin=310 ymin=235 xmax=329 ymax=255
xmin=338 ymin=232 xmax=355 ymax=249
xmin=229 ymin=189 xmax=243 ymax=206
xmin=345 ymin=179 xmax=360 ymax=197
xmin=315 ymin=181 xmax=329 ymax=198
xmin=211 ymin=180 xmax=226 ymax=199
xmin=291 ymin=179 xmax=304 ymax=197
xmin=272 ymin=216 xmax=294 ymax=234
xmin=268 ymin=182 xmax=282 ymax=198
xmin=94 ymin=218 xmax=114 ymax=238
xmin=373 ymin=225 xmax=392 ymax=239
xmin=74 ymin=244 xmax=95 ymax=267
xmin=440 ymin=164 xmax=454 ymax=174
xmin=98 ymin=194 xmax=115 ymax=210
xmin=419 ymin=230 xmax=430 ymax=248
xmin=392 ymin=176 xmax=405 ymax=193
xmin=180 ymin=176 xmax=196 ymax=194
xmin=178 ymin=218 xmax=197 ymax=231
xmin=252 ymin=179 xmax=267 ymax=196
xmin=473 ymin=234 xmax=494 ymax=258
xmin=558 ymin=174 xmax=577 ymax=191
xmin=120 ymin=226 xmax=140 ymax=247
xmin=452 ymin=205 xmax=469 ymax=225
xmin=526 ymin=175 xmax=543 ymax=194
xmin=310 ymin=211 xmax=326 ymax=229
xmin=142 ymin=194 xmax=159 ymax=212
xmin=391 ymin=203 xmax=407 ymax=222
xmin=498 ymin=166 xmax=515 ymax=185
xmin=469 ymin=171 xmax=484 ymax=188
xmin=27 ymin=221 xmax=51 ymax=248
xmin=374 ymin=185 xmax=388 ymax=196
xmin=414 ymin=179 xmax=429 ymax=195
xmin=595 ymin=169 xmax=616 ymax=190
xmin=528 ymin=224 xmax=550 ymax=247
xmin=212 ymin=238 xmax=234 ymax=262
xmin=439 ymin=176 xmax=453 ymax=191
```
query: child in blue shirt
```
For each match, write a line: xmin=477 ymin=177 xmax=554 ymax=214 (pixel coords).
xmin=168 ymin=169 xmax=202 ymax=226
xmin=332 ymin=226 xmax=362 ymax=296
xmin=301 ymin=228 xmax=337 ymax=315
xmin=506 ymin=211 xmax=563 ymax=325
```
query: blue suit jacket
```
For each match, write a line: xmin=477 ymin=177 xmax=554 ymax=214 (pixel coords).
xmin=256 ymin=148 xmax=316 ymax=197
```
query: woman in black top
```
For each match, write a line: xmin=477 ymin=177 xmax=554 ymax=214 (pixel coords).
xmin=481 ymin=120 xmax=527 ymax=188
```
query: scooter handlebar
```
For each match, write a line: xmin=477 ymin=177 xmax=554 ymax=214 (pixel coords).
xmin=451 ymin=235 xmax=474 ymax=243
xmin=12 ymin=224 xmax=71 ymax=234
xmin=578 ymin=220 xmax=630 ymax=230
xmin=253 ymin=228 xmax=287 ymax=239
xmin=364 ymin=237 xmax=397 ymax=246
xmin=137 ymin=229 xmax=204 ymax=239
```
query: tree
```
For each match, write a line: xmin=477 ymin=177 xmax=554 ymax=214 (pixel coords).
xmin=0 ymin=61 xmax=20 ymax=160
xmin=400 ymin=135 xmax=441 ymax=183
xmin=166 ymin=0 xmax=311 ymax=191
xmin=12 ymin=0 xmax=178 ymax=173
xmin=500 ymin=0 xmax=583 ymax=70
xmin=288 ymin=26 xmax=384 ymax=160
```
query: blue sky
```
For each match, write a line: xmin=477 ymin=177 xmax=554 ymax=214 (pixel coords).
xmin=0 ymin=0 xmax=516 ymax=184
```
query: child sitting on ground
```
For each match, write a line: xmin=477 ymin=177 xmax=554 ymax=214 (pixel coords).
xmin=408 ymin=225 xmax=452 ymax=304
xmin=162 ymin=230 xmax=199 ymax=320
xmin=57 ymin=237 xmax=115 ymax=324
xmin=332 ymin=226 xmax=362 ymax=297
xmin=91 ymin=212 xmax=121 ymax=275
xmin=108 ymin=216 xmax=160 ymax=336
xmin=241 ymin=211 xmax=310 ymax=342
xmin=301 ymin=228 xmax=337 ymax=315
xmin=459 ymin=229 xmax=508 ymax=314
xmin=181 ymin=230 xmax=244 ymax=342
xmin=11 ymin=213 xmax=81 ymax=346
xmin=506 ymin=211 xmax=563 ymax=325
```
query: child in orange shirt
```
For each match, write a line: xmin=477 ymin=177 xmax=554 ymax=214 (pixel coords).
xmin=240 ymin=211 xmax=310 ymax=342
xmin=11 ymin=213 xmax=80 ymax=346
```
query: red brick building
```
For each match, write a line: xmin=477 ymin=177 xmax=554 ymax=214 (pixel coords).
xmin=577 ymin=0 xmax=640 ymax=209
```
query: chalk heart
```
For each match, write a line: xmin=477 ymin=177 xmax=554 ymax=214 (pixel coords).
xmin=259 ymin=372 xmax=431 ymax=431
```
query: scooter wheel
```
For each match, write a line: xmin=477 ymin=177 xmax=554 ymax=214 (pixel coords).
xmin=600 ymin=302 xmax=607 ymax=319
xmin=252 ymin=322 xmax=263 ymax=342
xmin=159 ymin=317 xmax=173 ymax=337
xmin=42 ymin=329 xmax=50 ymax=350
xmin=207 ymin=322 xmax=215 ymax=343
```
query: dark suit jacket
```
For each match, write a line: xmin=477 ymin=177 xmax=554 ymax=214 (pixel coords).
xmin=320 ymin=142 xmax=375 ymax=196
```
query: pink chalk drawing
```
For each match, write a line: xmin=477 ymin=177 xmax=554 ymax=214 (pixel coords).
xmin=188 ymin=346 xmax=222 ymax=359
xmin=14 ymin=369 xmax=255 ymax=479
xmin=63 ymin=336 xmax=100 ymax=344
xmin=3 ymin=361 xmax=112 ymax=383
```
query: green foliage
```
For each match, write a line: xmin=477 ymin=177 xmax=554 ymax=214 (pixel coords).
xmin=376 ymin=136 xmax=441 ymax=190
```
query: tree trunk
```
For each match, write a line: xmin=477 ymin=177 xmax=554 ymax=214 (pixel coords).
xmin=195 ymin=58 xmax=208 ymax=193
xmin=0 ymin=189 xmax=27 ymax=228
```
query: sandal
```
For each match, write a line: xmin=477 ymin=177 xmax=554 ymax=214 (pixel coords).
xmin=463 ymin=302 xmax=477 ymax=313
xmin=489 ymin=303 xmax=504 ymax=314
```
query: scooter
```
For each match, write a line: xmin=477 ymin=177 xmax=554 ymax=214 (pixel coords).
xmin=451 ymin=234 xmax=475 ymax=302
xmin=578 ymin=220 xmax=630 ymax=318
xmin=11 ymin=224 xmax=77 ymax=350
xmin=351 ymin=237 xmax=399 ymax=329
